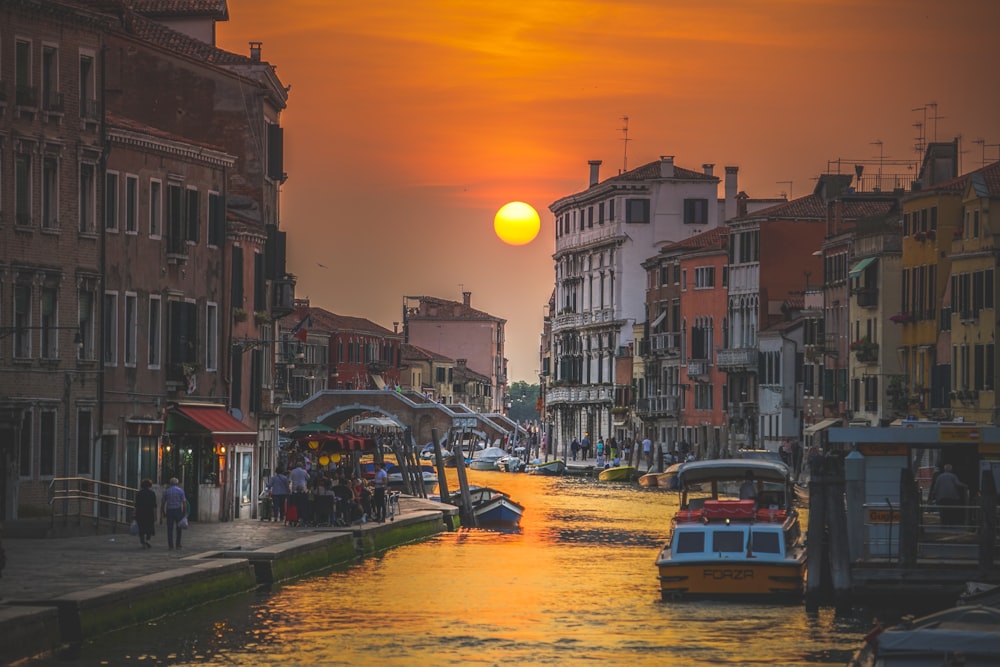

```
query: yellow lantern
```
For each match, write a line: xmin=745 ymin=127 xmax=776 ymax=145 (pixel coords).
xmin=319 ymin=455 xmax=330 ymax=466
xmin=308 ymin=440 xmax=319 ymax=449
xmin=332 ymin=453 xmax=341 ymax=463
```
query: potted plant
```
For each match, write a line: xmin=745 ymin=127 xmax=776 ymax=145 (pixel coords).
xmin=253 ymin=310 xmax=272 ymax=325
xmin=889 ymin=312 xmax=914 ymax=324
xmin=232 ymin=307 xmax=248 ymax=323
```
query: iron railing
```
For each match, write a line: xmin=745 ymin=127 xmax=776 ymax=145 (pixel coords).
xmin=48 ymin=476 xmax=136 ymax=529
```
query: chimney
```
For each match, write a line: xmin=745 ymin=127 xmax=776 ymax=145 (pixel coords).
xmin=249 ymin=41 xmax=262 ymax=62
xmin=462 ymin=291 xmax=471 ymax=307
xmin=724 ymin=166 xmax=739 ymax=221
xmin=457 ymin=358 xmax=467 ymax=367
xmin=659 ymin=155 xmax=675 ymax=178
xmin=588 ymin=160 xmax=602 ymax=187
xmin=702 ymin=163 xmax=715 ymax=177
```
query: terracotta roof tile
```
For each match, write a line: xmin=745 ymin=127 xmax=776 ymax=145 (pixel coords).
xmin=663 ymin=225 xmax=728 ymax=252
xmin=132 ymin=0 xmax=228 ymax=18
xmin=400 ymin=343 xmax=453 ymax=363
xmin=125 ymin=12 xmax=254 ymax=65
xmin=407 ymin=296 xmax=505 ymax=322
xmin=106 ymin=111 xmax=228 ymax=152
xmin=604 ymin=159 xmax=716 ymax=184
xmin=279 ymin=307 xmax=398 ymax=338
xmin=744 ymin=194 xmax=895 ymax=221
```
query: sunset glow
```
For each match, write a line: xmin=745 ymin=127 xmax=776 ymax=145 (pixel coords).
xmin=494 ymin=202 xmax=541 ymax=246
xmin=217 ymin=0 xmax=1000 ymax=381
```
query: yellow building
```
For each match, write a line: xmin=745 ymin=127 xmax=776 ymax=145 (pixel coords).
xmin=948 ymin=161 xmax=1000 ymax=422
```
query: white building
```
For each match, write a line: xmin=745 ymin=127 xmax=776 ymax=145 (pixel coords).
xmin=546 ymin=156 xmax=738 ymax=449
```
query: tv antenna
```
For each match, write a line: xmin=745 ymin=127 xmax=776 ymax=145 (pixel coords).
xmin=776 ymin=180 xmax=793 ymax=200
xmin=972 ymin=139 xmax=1000 ymax=168
xmin=927 ymin=101 xmax=943 ymax=143
xmin=620 ymin=116 xmax=631 ymax=172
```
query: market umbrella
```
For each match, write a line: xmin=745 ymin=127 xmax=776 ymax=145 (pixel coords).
xmin=289 ymin=421 xmax=337 ymax=438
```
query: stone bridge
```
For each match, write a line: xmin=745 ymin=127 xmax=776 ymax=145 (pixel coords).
xmin=279 ymin=389 xmax=523 ymax=447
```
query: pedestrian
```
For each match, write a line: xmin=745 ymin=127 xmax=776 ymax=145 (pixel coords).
xmin=160 ymin=477 xmax=188 ymax=551
xmin=739 ymin=470 xmax=757 ymax=502
xmin=372 ymin=461 xmax=388 ymax=522
xmin=930 ymin=464 xmax=968 ymax=526
xmin=642 ymin=437 xmax=652 ymax=469
xmin=267 ymin=468 xmax=291 ymax=523
xmin=608 ymin=436 xmax=618 ymax=461
xmin=134 ymin=478 xmax=157 ymax=549
xmin=289 ymin=458 xmax=310 ymax=525
xmin=596 ymin=438 xmax=605 ymax=458
xmin=570 ymin=439 xmax=580 ymax=461
xmin=581 ymin=433 xmax=592 ymax=459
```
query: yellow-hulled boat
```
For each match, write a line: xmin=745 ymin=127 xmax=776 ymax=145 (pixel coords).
xmin=655 ymin=459 xmax=805 ymax=600
xmin=597 ymin=465 xmax=636 ymax=482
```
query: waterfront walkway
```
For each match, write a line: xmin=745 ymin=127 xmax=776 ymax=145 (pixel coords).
xmin=1 ymin=495 xmax=443 ymax=603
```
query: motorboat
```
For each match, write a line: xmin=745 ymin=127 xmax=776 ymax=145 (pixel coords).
xmin=468 ymin=446 xmax=507 ymax=471
xmin=496 ymin=455 xmax=525 ymax=473
xmin=654 ymin=459 xmax=806 ymax=600
xmin=597 ymin=465 xmax=636 ymax=482
xmin=847 ymin=604 xmax=1000 ymax=666
xmin=433 ymin=485 xmax=524 ymax=527
xmin=525 ymin=459 xmax=566 ymax=476
xmin=656 ymin=463 xmax=682 ymax=491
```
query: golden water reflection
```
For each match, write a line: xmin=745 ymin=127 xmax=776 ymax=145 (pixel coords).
xmin=75 ymin=469 xmax=870 ymax=666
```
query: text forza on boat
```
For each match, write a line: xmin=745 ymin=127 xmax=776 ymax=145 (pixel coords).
xmin=654 ymin=459 xmax=806 ymax=601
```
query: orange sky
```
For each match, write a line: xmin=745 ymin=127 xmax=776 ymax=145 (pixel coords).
xmin=217 ymin=0 xmax=1000 ymax=383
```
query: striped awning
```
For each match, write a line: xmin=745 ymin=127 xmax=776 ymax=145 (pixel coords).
xmin=849 ymin=256 xmax=877 ymax=278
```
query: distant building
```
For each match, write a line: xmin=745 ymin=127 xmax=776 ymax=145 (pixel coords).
xmin=403 ymin=292 xmax=507 ymax=412
xmin=400 ymin=343 xmax=455 ymax=402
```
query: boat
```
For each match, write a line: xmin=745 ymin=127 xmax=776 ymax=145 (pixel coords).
xmin=848 ymin=604 xmax=1000 ymax=666
xmin=388 ymin=469 xmax=438 ymax=494
xmin=468 ymin=446 xmax=507 ymax=471
xmin=597 ymin=465 xmax=636 ymax=482
xmin=433 ymin=485 xmax=524 ymax=527
xmin=638 ymin=472 xmax=659 ymax=488
xmin=496 ymin=454 xmax=525 ymax=473
xmin=524 ymin=459 xmax=566 ymax=476
xmin=656 ymin=463 xmax=682 ymax=490
xmin=654 ymin=459 xmax=806 ymax=600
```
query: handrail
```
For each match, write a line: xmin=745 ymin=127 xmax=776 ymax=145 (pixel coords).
xmin=48 ymin=476 xmax=138 ymax=528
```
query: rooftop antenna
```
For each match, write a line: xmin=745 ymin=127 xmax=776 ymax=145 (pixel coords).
xmin=620 ymin=115 xmax=631 ymax=173
xmin=911 ymin=105 xmax=927 ymax=156
xmin=871 ymin=139 xmax=884 ymax=191
xmin=912 ymin=120 xmax=924 ymax=155
xmin=776 ymin=180 xmax=793 ymax=200
xmin=927 ymin=101 xmax=943 ymax=143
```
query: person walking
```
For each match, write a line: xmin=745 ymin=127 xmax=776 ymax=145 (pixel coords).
xmin=931 ymin=464 xmax=968 ymax=526
xmin=160 ymin=477 xmax=188 ymax=551
xmin=134 ymin=478 xmax=157 ymax=549
xmin=288 ymin=459 xmax=310 ymax=526
xmin=580 ymin=434 xmax=592 ymax=460
xmin=642 ymin=437 xmax=652 ymax=470
xmin=267 ymin=468 xmax=291 ymax=523
xmin=372 ymin=461 xmax=388 ymax=523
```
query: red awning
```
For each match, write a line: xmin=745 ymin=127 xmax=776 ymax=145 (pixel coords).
xmin=168 ymin=404 xmax=257 ymax=446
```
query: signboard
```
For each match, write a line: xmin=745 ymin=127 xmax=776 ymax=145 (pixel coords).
xmin=867 ymin=509 xmax=901 ymax=523
xmin=452 ymin=417 xmax=478 ymax=428
xmin=939 ymin=427 xmax=981 ymax=442
xmin=859 ymin=443 xmax=907 ymax=456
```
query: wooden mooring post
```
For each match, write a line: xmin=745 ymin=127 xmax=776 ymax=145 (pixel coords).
xmin=452 ymin=428 xmax=475 ymax=526
xmin=430 ymin=428 xmax=450 ymax=503
xmin=806 ymin=453 xmax=851 ymax=611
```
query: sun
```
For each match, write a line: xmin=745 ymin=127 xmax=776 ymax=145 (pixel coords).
xmin=494 ymin=201 xmax=541 ymax=246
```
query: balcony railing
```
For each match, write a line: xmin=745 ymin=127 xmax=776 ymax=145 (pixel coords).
xmin=636 ymin=395 xmax=679 ymax=416
xmin=42 ymin=89 xmax=64 ymax=112
xmin=81 ymin=97 xmax=99 ymax=120
xmin=855 ymin=287 xmax=879 ymax=308
xmin=716 ymin=347 xmax=758 ymax=370
xmin=15 ymin=84 xmax=38 ymax=107
xmin=649 ymin=332 xmax=680 ymax=355
xmin=271 ymin=276 xmax=296 ymax=318
xmin=552 ymin=311 xmax=583 ymax=330
xmin=546 ymin=384 xmax=614 ymax=404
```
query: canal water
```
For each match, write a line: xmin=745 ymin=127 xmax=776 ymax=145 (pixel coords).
xmin=67 ymin=469 xmax=886 ymax=666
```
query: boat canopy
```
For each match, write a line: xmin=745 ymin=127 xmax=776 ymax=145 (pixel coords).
xmin=677 ymin=459 xmax=791 ymax=486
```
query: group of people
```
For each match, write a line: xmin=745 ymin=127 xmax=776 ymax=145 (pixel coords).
xmin=265 ymin=458 xmax=390 ymax=527
xmin=132 ymin=477 xmax=189 ymax=551
xmin=569 ymin=434 xmax=631 ymax=463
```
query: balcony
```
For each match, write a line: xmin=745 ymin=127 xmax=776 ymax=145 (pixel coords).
xmin=546 ymin=384 xmax=614 ymax=405
xmin=686 ymin=360 xmax=710 ymax=377
xmin=855 ymin=287 xmax=879 ymax=308
xmin=649 ymin=332 xmax=680 ymax=356
xmin=15 ymin=84 xmax=38 ymax=108
xmin=271 ymin=276 xmax=296 ymax=318
xmin=552 ymin=311 xmax=583 ymax=331
xmin=42 ymin=89 xmax=64 ymax=113
xmin=636 ymin=395 xmax=679 ymax=416
xmin=716 ymin=347 xmax=757 ymax=370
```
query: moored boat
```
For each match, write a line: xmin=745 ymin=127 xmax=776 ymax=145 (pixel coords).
xmin=468 ymin=446 xmax=506 ymax=471
xmin=637 ymin=472 xmax=659 ymax=488
xmin=654 ymin=459 xmax=806 ymax=600
xmin=525 ymin=459 xmax=566 ymax=476
xmin=597 ymin=465 xmax=636 ymax=482
xmin=496 ymin=455 xmax=525 ymax=473
xmin=433 ymin=485 xmax=524 ymax=527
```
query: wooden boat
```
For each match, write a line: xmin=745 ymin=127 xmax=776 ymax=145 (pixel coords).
xmin=496 ymin=455 xmax=525 ymax=473
xmin=638 ymin=472 xmax=659 ymax=488
xmin=656 ymin=463 xmax=682 ymax=491
xmin=655 ymin=459 xmax=805 ymax=600
xmin=468 ymin=446 xmax=506 ymax=471
xmin=597 ymin=465 xmax=636 ymax=482
xmin=525 ymin=459 xmax=566 ymax=476
xmin=433 ymin=485 xmax=524 ymax=527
